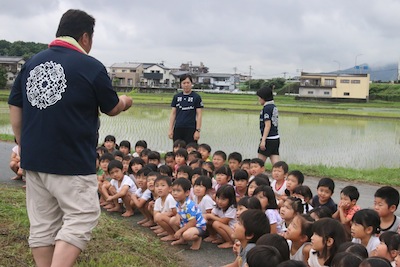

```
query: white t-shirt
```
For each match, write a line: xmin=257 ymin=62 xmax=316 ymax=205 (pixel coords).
xmin=308 ymin=249 xmax=327 ymax=267
xmin=352 ymin=235 xmax=380 ymax=256
xmin=154 ymin=194 xmax=176 ymax=213
xmin=135 ymin=188 xmax=152 ymax=201
xmin=193 ymin=194 xmax=215 ymax=214
xmin=212 ymin=205 xmax=237 ymax=229
xmin=110 ymin=175 xmax=137 ymax=194
xmin=271 ymin=179 xmax=287 ymax=196
xmin=265 ymin=209 xmax=283 ymax=233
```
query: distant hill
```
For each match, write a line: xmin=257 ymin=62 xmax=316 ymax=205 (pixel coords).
xmin=331 ymin=63 xmax=398 ymax=82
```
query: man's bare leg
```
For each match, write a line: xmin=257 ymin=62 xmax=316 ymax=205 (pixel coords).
xmin=50 ymin=240 xmax=81 ymax=267
xmin=31 ymin=246 xmax=54 ymax=267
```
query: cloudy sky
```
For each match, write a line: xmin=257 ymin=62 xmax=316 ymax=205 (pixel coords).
xmin=1 ymin=0 xmax=400 ymax=78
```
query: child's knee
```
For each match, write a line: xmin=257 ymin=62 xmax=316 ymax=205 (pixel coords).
xmin=212 ymin=220 xmax=222 ymax=229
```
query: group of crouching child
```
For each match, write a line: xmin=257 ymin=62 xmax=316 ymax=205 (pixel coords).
xmin=95 ymin=135 xmax=400 ymax=267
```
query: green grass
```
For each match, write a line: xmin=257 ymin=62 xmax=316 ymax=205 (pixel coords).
xmin=0 ymin=185 xmax=184 ymax=267
xmin=263 ymin=163 xmax=400 ymax=186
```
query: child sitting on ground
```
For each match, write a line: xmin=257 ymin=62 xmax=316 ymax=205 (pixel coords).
xmin=283 ymin=214 xmax=314 ymax=264
xmin=132 ymin=140 xmax=147 ymax=157
xmin=374 ymin=186 xmax=400 ymax=233
xmin=98 ymin=153 xmax=114 ymax=206
xmin=198 ymin=143 xmax=212 ymax=162
xmin=169 ymin=178 xmax=206 ymax=250
xmin=351 ymin=209 xmax=381 ymax=256
xmin=292 ymin=185 xmax=313 ymax=214
xmin=311 ymin=177 xmax=337 ymax=214
xmin=212 ymin=150 xmax=227 ymax=174
xmin=246 ymin=177 xmax=270 ymax=197
xmin=240 ymin=159 xmax=251 ymax=174
xmin=119 ymin=140 xmax=131 ymax=156
xmin=128 ymin=157 xmax=145 ymax=184
xmin=122 ymin=155 xmax=131 ymax=175
xmin=375 ymin=231 xmax=400 ymax=266
xmin=280 ymin=197 xmax=304 ymax=233
xmin=204 ymin=185 xmax=237 ymax=248
xmin=173 ymin=139 xmax=186 ymax=153
xmin=283 ymin=170 xmax=305 ymax=200
xmin=308 ymin=218 xmax=346 ymax=267
xmin=152 ymin=175 xmax=177 ymax=240
xmin=103 ymin=135 xmax=118 ymax=154
xmin=174 ymin=148 xmax=188 ymax=174
xmin=139 ymin=148 xmax=151 ymax=164
xmin=228 ymin=152 xmax=242 ymax=178
xmin=249 ymin=158 xmax=266 ymax=182
xmin=213 ymin=165 xmax=233 ymax=197
xmin=254 ymin=185 xmax=282 ymax=234
xmin=332 ymin=185 xmax=361 ymax=237
xmin=193 ymin=176 xmax=215 ymax=214
xmin=271 ymin=161 xmax=288 ymax=203
xmin=233 ymin=169 xmax=249 ymax=202
xmin=226 ymin=209 xmax=270 ymax=267
xmin=148 ymin=151 xmax=161 ymax=167
xmin=9 ymin=140 xmax=23 ymax=180
xmin=130 ymin=168 xmax=154 ymax=226
xmin=186 ymin=142 xmax=199 ymax=153
xmin=164 ymin=151 xmax=176 ymax=171
xmin=101 ymin=160 xmax=137 ymax=217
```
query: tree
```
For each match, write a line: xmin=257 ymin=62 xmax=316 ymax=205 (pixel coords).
xmin=0 ymin=40 xmax=47 ymax=60
xmin=0 ymin=67 xmax=7 ymax=88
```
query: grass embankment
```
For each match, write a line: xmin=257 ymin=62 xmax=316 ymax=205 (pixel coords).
xmin=263 ymin=163 xmax=400 ymax=187
xmin=0 ymin=185 xmax=184 ymax=267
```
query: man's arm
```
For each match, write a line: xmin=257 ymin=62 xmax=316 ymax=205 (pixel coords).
xmin=9 ymin=105 xmax=22 ymax=145
xmin=193 ymin=108 xmax=202 ymax=141
xmin=168 ymin=107 xmax=177 ymax=139
xmin=106 ymin=95 xmax=133 ymax=116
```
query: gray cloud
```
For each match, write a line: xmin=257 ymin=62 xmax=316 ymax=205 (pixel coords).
xmin=1 ymin=0 xmax=400 ymax=78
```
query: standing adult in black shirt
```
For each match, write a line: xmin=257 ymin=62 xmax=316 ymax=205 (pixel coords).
xmin=168 ymin=74 xmax=204 ymax=144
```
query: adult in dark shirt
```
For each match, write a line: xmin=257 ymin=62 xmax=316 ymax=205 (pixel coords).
xmin=168 ymin=74 xmax=204 ymax=144
xmin=257 ymin=86 xmax=280 ymax=165
xmin=8 ymin=9 xmax=132 ymax=267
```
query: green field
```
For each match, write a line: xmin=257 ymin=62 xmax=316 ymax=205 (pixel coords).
xmin=1 ymin=89 xmax=399 ymax=184
xmin=127 ymin=91 xmax=400 ymax=118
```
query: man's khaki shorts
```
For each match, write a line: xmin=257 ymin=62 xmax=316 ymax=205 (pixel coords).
xmin=25 ymin=171 xmax=100 ymax=250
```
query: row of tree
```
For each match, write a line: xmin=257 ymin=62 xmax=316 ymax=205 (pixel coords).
xmin=0 ymin=40 xmax=47 ymax=60
xmin=0 ymin=40 xmax=48 ymax=87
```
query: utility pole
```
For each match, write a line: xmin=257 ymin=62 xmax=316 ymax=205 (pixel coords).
xmin=248 ymin=65 xmax=252 ymax=90
xmin=282 ymin=72 xmax=288 ymax=79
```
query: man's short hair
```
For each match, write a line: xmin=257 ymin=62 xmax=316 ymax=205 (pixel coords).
xmin=56 ymin=9 xmax=95 ymax=41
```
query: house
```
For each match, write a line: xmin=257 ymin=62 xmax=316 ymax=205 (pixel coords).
xmin=0 ymin=56 xmax=25 ymax=86
xmin=180 ymin=62 xmax=209 ymax=74
xmin=136 ymin=63 xmax=175 ymax=87
xmin=299 ymin=72 xmax=370 ymax=100
xmin=197 ymin=73 xmax=240 ymax=90
xmin=109 ymin=62 xmax=141 ymax=91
